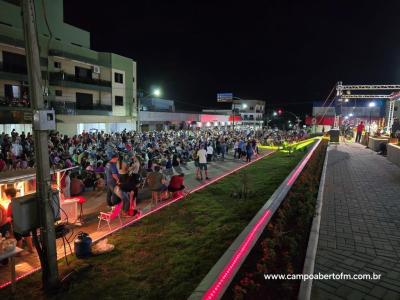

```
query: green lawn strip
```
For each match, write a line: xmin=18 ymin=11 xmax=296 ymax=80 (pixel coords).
xmin=1 ymin=151 xmax=305 ymax=300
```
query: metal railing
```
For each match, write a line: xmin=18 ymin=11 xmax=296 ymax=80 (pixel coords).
xmin=49 ymin=71 xmax=111 ymax=87
xmin=0 ymin=96 xmax=31 ymax=108
xmin=48 ymin=100 xmax=112 ymax=116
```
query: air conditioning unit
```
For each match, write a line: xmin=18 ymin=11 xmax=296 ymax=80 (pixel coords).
xmin=92 ymin=65 xmax=100 ymax=74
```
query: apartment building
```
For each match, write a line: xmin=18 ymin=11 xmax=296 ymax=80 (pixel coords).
xmin=0 ymin=0 xmax=137 ymax=135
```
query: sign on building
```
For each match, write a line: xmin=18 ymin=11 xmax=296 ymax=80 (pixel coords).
xmin=217 ymin=93 xmax=233 ymax=102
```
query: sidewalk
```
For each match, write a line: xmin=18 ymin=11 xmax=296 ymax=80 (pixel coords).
xmin=312 ymin=143 xmax=400 ymax=300
xmin=0 ymin=151 xmax=272 ymax=288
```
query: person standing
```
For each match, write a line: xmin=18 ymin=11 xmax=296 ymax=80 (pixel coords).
xmin=206 ymin=143 xmax=214 ymax=162
xmin=105 ymin=153 xmax=120 ymax=206
xmin=245 ymin=141 xmax=253 ymax=162
xmin=192 ymin=147 xmax=201 ymax=179
xmin=220 ymin=139 xmax=227 ymax=161
xmin=233 ymin=140 xmax=239 ymax=159
xmin=197 ymin=145 xmax=209 ymax=180
xmin=356 ymin=121 xmax=365 ymax=143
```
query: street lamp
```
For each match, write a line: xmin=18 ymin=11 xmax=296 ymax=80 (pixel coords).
xmin=137 ymin=87 xmax=162 ymax=132
xmin=242 ymin=104 xmax=248 ymax=109
xmin=273 ymin=111 xmax=278 ymax=116
xmin=153 ymin=88 xmax=161 ymax=97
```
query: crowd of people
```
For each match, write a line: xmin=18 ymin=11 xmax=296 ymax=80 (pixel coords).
xmin=0 ymin=127 xmax=308 ymax=173
xmin=0 ymin=126 xmax=311 ymax=259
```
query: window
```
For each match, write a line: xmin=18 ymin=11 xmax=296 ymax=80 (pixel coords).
xmin=76 ymin=92 xmax=93 ymax=109
xmin=115 ymin=96 xmax=123 ymax=106
xmin=2 ymin=51 xmax=27 ymax=74
xmin=114 ymin=72 xmax=123 ymax=84
xmin=249 ymin=106 xmax=254 ymax=110
xmin=4 ymin=84 xmax=20 ymax=98
xmin=54 ymin=61 xmax=61 ymax=69
xmin=75 ymin=66 xmax=92 ymax=79
xmin=132 ymin=77 xmax=135 ymax=82
xmin=55 ymin=90 xmax=62 ymax=96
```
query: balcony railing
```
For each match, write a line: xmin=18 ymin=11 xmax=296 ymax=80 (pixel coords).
xmin=0 ymin=63 xmax=28 ymax=74
xmin=49 ymin=71 xmax=111 ymax=88
xmin=0 ymin=96 xmax=30 ymax=108
xmin=48 ymin=100 xmax=112 ymax=116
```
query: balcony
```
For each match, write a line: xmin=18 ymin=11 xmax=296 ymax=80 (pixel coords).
xmin=48 ymin=100 xmax=112 ymax=116
xmin=0 ymin=96 xmax=30 ymax=108
xmin=49 ymin=71 xmax=112 ymax=92
xmin=0 ymin=63 xmax=29 ymax=81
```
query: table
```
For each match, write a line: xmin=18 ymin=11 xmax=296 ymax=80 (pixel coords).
xmin=0 ymin=246 xmax=23 ymax=293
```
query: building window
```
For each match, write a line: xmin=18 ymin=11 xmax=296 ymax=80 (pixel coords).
xmin=115 ymin=96 xmax=123 ymax=106
xmin=114 ymin=72 xmax=123 ymax=84
xmin=132 ymin=77 xmax=135 ymax=82
xmin=2 ymin=51 xmax=27 ymax=74
xmin=249 ymin=106 xmax=254 ymax=110
xmin=55 ymin=90 xmax=62 ymax=96
xmin=54 ymin=61 xmax=61 ymax=69
xmin=75 ymin=66 xmax=92 ymax=79
xmin=76 ymin=92 xmax=93 ymax=109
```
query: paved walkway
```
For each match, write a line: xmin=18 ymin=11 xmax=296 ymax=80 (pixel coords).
xmin=312 ymin=143 xmax=400 ymax=300
xmin=0 ymin=151 xmax=272 ymax=287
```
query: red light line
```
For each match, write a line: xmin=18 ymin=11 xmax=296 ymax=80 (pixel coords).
xmin=0 ymin=152 xmax=273 ymax=290
xmin=202 ymin=139 xmax=321 ymax=300
xmin=203 ymin=210 xmax=272 ymax=300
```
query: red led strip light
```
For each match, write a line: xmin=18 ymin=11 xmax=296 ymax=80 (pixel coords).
xmin=203 ymin=209 xmax=272 ymax=300
xmin=201 ymin=139 xmax=321 ymax=300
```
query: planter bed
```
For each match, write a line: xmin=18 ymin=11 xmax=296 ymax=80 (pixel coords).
xmin=222 ymin=140 xmax=328 ymax=300
xmin=387 ymin=143 xmax=400 ymax=167
xmin=0 ymin=151 xmax=307 ymax=300
xmin=368 ymin=136 xmax=389 ymax=152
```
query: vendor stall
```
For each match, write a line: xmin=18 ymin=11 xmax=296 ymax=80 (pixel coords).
xmin=0 ymin=166 xmax=80 ymax=224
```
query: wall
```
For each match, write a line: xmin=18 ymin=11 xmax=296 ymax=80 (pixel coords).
xmin=0 ymin=123 xmax=32 ymax=134
xmin=0 ymin=0 xmax=90 ymax=49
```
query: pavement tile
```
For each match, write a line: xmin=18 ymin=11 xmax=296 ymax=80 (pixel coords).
xmin=312 ymin=143 xmax=400 ymax=299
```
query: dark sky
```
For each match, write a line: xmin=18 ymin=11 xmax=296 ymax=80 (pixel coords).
xmin=64 ymin=1 xmax=400 ymax=113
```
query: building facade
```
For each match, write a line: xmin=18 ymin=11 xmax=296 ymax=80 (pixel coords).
xmin=232 ymin=99 xmax=265 ymax=127
xmin=0 ymin=0 xmax=137 ymax=136
xmin=203 ymin=99 xmax=265 ymax=128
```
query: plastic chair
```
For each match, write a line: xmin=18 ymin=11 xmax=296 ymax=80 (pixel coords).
xmin=97 ymin=201 xmax=123 ymax=231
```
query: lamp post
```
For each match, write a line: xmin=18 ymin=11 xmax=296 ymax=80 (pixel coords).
xmin=366 ymin=101 xmax=376 ymax=148
xmin=137 ymin=88 xmax=162 ymax=132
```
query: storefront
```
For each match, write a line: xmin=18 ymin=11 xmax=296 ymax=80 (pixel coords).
xmin=0 ymin=166 xmax=80 ymax=225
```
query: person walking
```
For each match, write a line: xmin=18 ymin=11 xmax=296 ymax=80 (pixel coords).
xmin=356 ymin=121 xmax=365 ymax=143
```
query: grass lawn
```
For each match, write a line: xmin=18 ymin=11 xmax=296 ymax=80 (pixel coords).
xmin=1 ymin=151 xmax=306 ymax=300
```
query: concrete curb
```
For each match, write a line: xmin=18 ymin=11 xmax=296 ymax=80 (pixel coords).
xmin=297 ymin=144 xmax=330 ymax=300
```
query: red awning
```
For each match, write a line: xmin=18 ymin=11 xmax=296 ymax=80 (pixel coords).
xmin=228 ymin=116 xmax=242 ymax=122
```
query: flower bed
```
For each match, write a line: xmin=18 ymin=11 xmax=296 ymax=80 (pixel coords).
xmin=223 ymin=140 xmax=328 ymax=300
xmin=387 ymin=143 xmax=400 ymax=167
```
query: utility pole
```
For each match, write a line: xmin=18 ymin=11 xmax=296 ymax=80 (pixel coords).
xmin=232 ymin=102 xmax=235 ymax=131
xmin=21 ymin=0 xmax=59 ymax=290
xmin=137 ymin=93 xmax=141 ymax=133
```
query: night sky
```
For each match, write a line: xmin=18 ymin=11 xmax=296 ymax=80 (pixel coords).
xmin=64 ymin=1 xmax=400 ymax=114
